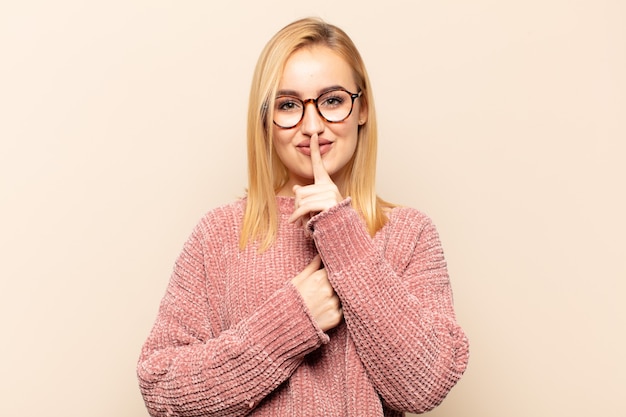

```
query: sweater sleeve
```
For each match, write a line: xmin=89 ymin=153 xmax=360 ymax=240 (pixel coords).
xmin=307 ymin=199 xmax=469 ymax=413
xmin=137 ymin=221 xmax=328 ymax=417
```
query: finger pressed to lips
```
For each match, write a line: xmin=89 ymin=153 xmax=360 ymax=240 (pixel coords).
xmin=288 ymin=133 xmax=342 ymax=224
xmin=296 ymin=136 xmax=333 ymax=158
xmin=309 ymin=134 xmax=332 ymax=183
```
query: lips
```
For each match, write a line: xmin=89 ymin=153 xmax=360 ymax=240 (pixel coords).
xmin=296 ymin=138 xmax=333 ymax=156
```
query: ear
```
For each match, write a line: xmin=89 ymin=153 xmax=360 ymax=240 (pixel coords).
xmin=358 ymin=100 xmax=368 ymax=125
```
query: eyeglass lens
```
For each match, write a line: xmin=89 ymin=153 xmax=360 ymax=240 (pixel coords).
xmin=274 ymin=89 xmax=357 ymax=129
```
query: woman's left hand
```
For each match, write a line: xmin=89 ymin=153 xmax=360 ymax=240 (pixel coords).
xmin=288 ymin=134 xmax=343 ymax=225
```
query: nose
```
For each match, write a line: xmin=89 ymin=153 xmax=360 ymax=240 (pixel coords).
xmin=300 ymin=100 xmax=324 ymax=136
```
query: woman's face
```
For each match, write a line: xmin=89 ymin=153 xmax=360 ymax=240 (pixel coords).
xmin=272 ymin=45 xmax=367 ymax=194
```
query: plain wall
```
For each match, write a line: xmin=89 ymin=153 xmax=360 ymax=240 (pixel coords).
xmin=1 ymin=1 xmax=624 ymax=416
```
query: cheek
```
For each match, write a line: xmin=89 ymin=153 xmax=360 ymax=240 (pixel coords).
xmin=333 ymin=121 xmax=360 ymax=146
xmin=272 ymin=128 xmax=288 ymax=146
xmin=271 ymin=132 xmax=298 ymax=169
xmin=272 ymin=130 xmax=292 ymax=156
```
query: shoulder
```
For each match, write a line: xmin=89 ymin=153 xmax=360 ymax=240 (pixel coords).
xmin=382 ymin=205 xmax=444 ymax=250
xmin=380 ymin=206 xmax=446 ymax=269
xmin=188 ymin=198 xmax=246 ymax=249
xmin=386 ymin=205 xmax=437 ymax=233
xmin=196 ymin=198 xmax=246 ymax=229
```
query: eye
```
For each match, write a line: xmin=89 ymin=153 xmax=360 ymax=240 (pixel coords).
xmin=275 ymin=96 xmax=302 ymax=112
xmin=319 ymin=92 xmax=347 ymax=108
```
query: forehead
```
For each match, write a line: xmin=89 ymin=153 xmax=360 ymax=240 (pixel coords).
xmin=278 ymin=45 xmax=356 ymax=94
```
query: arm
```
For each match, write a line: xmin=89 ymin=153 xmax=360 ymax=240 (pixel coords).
xmin=137 ymin=221 xmax=328 ymax=417
xmin=308 ymin=200 xmax=469 ymax=413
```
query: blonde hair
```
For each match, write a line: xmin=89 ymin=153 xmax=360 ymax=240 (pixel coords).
xmin=240 ymin=17 xmax=393 ymax=250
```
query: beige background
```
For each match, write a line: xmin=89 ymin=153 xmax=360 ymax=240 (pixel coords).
xmin=1 ymin=1 xmax=624 ymax=416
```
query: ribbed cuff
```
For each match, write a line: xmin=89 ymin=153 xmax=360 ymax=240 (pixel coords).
xmin=306 ymin=198 xmax=374 ymax=274
xmin=245 ymin=283 xmax=329 ymax=364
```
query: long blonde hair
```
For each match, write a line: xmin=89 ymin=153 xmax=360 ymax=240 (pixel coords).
xmin=240 ymin=17 xmax=393 ymax=250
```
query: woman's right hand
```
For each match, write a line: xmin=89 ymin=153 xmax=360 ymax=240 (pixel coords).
xmin=291 ymin=255 xmax=343 ymax=332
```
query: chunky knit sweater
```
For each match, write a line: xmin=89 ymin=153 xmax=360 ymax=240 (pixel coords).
xmin=137 ymin=197 xmax=469 ymax=416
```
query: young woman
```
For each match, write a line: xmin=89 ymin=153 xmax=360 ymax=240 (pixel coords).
xmin=137 ymin=17 xmax=469 ymax=417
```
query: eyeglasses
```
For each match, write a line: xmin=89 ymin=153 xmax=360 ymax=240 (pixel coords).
xmin=273 ymin=88 xmax=362 ymax=129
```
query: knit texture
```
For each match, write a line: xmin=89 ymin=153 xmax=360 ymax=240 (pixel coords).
xmin=137 ymin=197 xmax=469 ymax=416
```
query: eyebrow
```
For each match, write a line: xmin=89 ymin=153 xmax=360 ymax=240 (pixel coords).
xmin=276 ymin=85 xmax=348 ymax=97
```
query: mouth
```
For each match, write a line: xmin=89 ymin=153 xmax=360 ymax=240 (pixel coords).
xmin=296 ymin=138 xmax=333 ymax=156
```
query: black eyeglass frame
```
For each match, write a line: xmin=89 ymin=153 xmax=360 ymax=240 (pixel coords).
xmin=272 ymin=88 xmax=363 ymax=129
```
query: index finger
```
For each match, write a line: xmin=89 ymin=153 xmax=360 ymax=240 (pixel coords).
xmin=310 ymin=133 xmax=331 ymax=184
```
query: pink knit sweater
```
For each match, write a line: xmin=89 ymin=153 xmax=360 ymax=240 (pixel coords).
xmin=137 ymin=197 xmax=469 ymax=416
